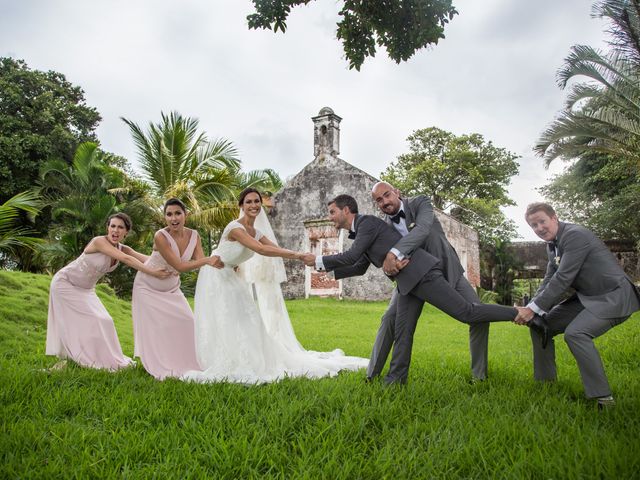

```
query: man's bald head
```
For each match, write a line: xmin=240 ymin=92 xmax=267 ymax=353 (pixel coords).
xmin=371 ymin=181 xmax=402 ymax=216
xmin=372 ymin=181 xmax=393 ymax=195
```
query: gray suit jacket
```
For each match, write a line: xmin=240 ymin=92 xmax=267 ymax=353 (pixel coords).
xmin=322 ymin=215 xmax=441 ymax=295
xmin=533 ymin=222 xmax=640 ymax=318
xmin=386 ymin=196 xmax=465 ymax=286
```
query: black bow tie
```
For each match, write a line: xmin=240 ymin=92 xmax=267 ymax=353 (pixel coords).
xmin=390 ymin=210 xmax=406 ymax=224
xmin=348 ymin=230 xmax=356 ymax=240
xmin=548 ymin=240 xmax=557 ymax=252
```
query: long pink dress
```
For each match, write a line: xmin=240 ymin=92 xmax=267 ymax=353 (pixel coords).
xmin=132 ymin=229 xmax=201 ymax=380
xmin=46 ymin=246 xmax=134 ymax=370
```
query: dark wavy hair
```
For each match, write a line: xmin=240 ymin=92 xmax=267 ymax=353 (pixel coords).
xmin=106 ymin=212 xmax=132 ymax=231
xmin=163 ymin=197 xmax=187 ymax=213
xmin=328 ymin=194 xmax=358 ymax=214
xmin=238 ymin=188 xmax=263 ymax=206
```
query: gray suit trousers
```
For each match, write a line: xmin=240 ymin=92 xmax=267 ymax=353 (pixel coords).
xmin=530 ymin=296 xmax=634 ymax=398
xmin=366 ymin=288 xmax=424 ymax=384
xmin=454 ymin=278 xmax=490 ymax=380
xmin=367 ymin=270 xmax=514 ymax=383
xmin=410 ymin=270 xmax=517 ymax=324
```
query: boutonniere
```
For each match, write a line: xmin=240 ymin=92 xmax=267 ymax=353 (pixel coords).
xmin=408 ymin=223 xmax=416 ymax=230
xmin=554 ymin=256 xmax=561 ymax=266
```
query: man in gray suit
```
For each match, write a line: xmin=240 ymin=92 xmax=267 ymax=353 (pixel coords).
xmin=515 ymin=202 xmax=640 ymax=407
xmin=369 ymin=182 xmax=491 ymax=382
xmin=301 ymin=194 xmax=520 ymax=385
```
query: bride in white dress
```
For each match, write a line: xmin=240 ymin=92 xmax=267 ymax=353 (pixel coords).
xmin=183 ymin=188 xmax=369 ymax=384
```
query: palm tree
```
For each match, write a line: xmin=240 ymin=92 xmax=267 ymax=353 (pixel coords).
xmin=37 ymin=142 xmax=155 ymax=271
xmin=123 ymin=111 xmax=284 ymax=234
xmin=536 ymin=0 xmax=640 ymax=165
xmin=234 ymin=168 xmax=283 ymax=197
xmin=0 ymin=191 xmax=42 ymax=266
xmin=122 ymin=111 xmax=245 ymax=229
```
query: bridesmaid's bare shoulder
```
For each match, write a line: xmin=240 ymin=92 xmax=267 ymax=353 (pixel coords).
xmin=153 ymin=229 xmax=170 ymax=250
xmin=83 ymin=236 xmax=109 ymax=254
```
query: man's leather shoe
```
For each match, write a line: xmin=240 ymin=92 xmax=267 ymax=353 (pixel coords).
xmin=597 ymin=395 xmax=616 ymax=411
xmin=528 ymin=315 xmax=549 ymax=349
xmin=469 ymin=377 xmax=486 ymax=385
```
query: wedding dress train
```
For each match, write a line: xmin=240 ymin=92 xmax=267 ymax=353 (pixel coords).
xmin=182 ymin=215 xmax=368 ymax=384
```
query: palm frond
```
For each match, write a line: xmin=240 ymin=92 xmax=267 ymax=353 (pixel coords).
xmin=593 ymin=0 xmax=640 ymax=64
xmin=539 ymin=2 xmax=640 ymax=166
xmin=0 ymin=228 xmax=43 ymax=252
xmin=188 ymin=203 xmax=239 ymax=231
xmin=0 ymin=191 xmax=42 ymax=218
xmin=194 ymin=138 xmax=241 ymax=174
xmin=0 ymin=191 xmax=44 ymax=254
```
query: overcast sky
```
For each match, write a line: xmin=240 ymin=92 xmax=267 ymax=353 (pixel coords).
xmin=1 ymin=0 xmax=607 ymax=240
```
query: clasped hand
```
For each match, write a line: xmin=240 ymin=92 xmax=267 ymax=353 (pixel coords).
xmin=383 ymin=252 xmax=409 ymax=276
xmin=300 ymin=253 xmax=316 ymax=267
xmin=514 ymin=306 xmax=534 ymax=325
xmin=207 ymin=255 xmax=225 ymax=269
xmin=151 ymin=268 xmax=174 ymax=279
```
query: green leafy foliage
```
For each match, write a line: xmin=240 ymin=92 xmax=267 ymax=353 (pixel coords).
xmin=0 ymin=57 xmax=101 ymax=204
xmin=247 ymin=0 xmax=458 ymax=70
xmin=122 ymin=111 xmax=283 ymax=239
xmin=536 ymin=0 xmax=640 ymax=246
xmin=540 ymin=152 xmax=640 ymax=244
xmin=481 ymin=239 xmax=522 ymax=305
xmin=536 ymin=0 xmax=640 ymax=164
xmin=512 ymin=278 xmax=543 ymax=306
xmin=381 ymin=127 xmax=519 ymax=243
xmin=36 ymin=142 xmax=156 ymax=295
xmin=0 ymin=191 xmax=43 ymax=265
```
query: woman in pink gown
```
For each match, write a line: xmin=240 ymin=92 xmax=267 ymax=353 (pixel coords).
xmin=132 ymin=198 xmax=223 ymax=380
xmin=46 ymin=213 xmax=171 ymax=370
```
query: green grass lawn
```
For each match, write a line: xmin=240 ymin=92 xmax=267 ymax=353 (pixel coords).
xmin=1 ymin=270 xmax=639 ymax=478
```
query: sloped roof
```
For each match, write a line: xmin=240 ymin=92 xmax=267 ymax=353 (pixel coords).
xmin=280 ymin=155 xmax=379 ymax=191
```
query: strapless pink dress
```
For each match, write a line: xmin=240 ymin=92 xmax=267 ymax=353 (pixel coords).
xmin=46 ymin=247 xmax=134 ymax=370
xmin=132 ymin=229 xmax=201 ymax=380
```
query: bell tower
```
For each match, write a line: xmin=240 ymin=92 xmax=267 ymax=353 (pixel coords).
xmin=311 ymin=107 xmax=342 ymax=159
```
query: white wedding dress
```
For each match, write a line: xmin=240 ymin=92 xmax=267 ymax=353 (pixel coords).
xmin=182 ymin=214 xmax=369 ymax=384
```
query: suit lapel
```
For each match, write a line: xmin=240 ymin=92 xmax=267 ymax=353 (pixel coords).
xmin=555 ymin=222 xmax=566 ymax=255
xmin=350 ymin=215 xmax=372 ymax=262
xmin=352 ymin=214 xmax=363 ymax=235
xmin=401 ymin=198 xmax=414 ymax=227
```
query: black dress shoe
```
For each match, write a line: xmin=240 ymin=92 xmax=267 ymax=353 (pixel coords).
xmin=597 ymin=395 xmax=616 ymax=411
xmin=528 ymin=315 xmax=549 ymax=349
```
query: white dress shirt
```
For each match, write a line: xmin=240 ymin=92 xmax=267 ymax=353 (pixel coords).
xmin=389 ymin=201 xmax=408 ymax=260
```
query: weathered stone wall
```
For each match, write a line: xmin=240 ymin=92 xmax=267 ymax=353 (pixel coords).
xmin=269 ymin=154 xmax=394 ymax=300
xmin=270 ymin=154 xmax=483 ymax=299
xmin=509 ymin=241 xmax=548 ymax=278
xmin=606 ymin=239 xmax=639 ymax=280
xmin=436 ymin=211 xmax=481 ymax=287
xmin=269 ymin=106 xmax=482 ymax=299
xmin=510 ymin=239 xmax=639 ymax=281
